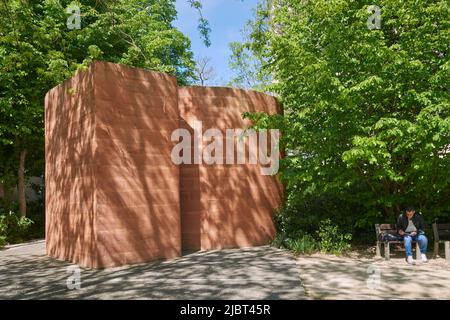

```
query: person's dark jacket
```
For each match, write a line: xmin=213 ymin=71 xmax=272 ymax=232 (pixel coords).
xmin=396 ymin=212 xmax=426 ymax=234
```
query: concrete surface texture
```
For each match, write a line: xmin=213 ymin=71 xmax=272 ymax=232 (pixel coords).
xmin=178 ymin=87 xmax=283 ymax=251
xmin=0 ymin=241 xmax=304 ymax=300
xmin=45 ymin=61 xmax=283 ymax=268
xmin=2 ymin=241 xmax=450 ymax=300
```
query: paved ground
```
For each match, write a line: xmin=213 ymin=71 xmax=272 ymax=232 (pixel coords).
xmin=0 ymin=241 xmax=305 ymax=299
xmin=297 ymin=252 xmax=450 ymax=300
xmin=2 ymin=241 xmax=450 ymax=300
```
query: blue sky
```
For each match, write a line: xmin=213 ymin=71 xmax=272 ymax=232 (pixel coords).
xmin=173 ymin=0 xmax=259 ymax=86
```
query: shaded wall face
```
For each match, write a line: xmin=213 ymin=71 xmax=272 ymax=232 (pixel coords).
xmin=45 ymin=62 xmax=181 ymax=268
xmin=45 ymin=67 xmax=96 ymax=267
xmin=178 ymin=87 xmax=283 ymax=251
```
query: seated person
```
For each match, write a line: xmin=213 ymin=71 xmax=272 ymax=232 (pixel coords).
xmin=397 ymin=206 xmax=428 ymax=264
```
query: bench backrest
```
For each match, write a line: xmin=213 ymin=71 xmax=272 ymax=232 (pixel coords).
xmin=432 ymin=223 xmax=450 ymax=241
xmin=375 ymin=223 xmax=397 ymax=239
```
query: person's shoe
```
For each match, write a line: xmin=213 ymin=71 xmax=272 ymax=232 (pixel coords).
xmin=421 ymin=254 xmax=428 ymax=263
xmin=406 ymin=256 xmax=415 ymax=265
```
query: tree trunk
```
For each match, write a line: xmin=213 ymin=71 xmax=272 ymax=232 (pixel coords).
xmin=18 ymin=149 xmax=27 ymax=217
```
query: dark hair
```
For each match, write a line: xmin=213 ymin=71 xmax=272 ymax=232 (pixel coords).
xmin=405 ymin=206 xmax=415 ymax=212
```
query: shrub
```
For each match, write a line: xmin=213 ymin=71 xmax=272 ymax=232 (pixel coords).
xmin=317 ymin=219 xmax=352 ymax=255
xmin=0 ymin=218 xmax=6 ymax=247
xmin=272 ymin=230 xmax=318 ymax=255
xmin=26 ymin=200 xmax=45 ymax=240
xmin=0 ymin=236 xmax=6 ymax=247
xmin=285 ymin=234 xmax=318 ymax=255
xmin=0 ymin=211 xmax=34 ymax=246
xmin=271 ymin=232 xmax=284 ymax=248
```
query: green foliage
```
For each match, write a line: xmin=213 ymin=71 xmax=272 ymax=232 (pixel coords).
xmin=227 ymin=2 xmax=273 ymax=91
xmin=26 ymin=198 xmax=45 ymax=240
xmin=187 ymin=0 xmax=211 ymax=47
xmin=0 ymin=192 xmax=45 ymax=245
xmin=285 ymin=234 xmax=318 ymax=255
xmin=0 ymin=215 xmax=6 ymax=246
xmin=245 ymin=0 xmax=450 ymax=240
xmin=0 ymin=0 xmax=199 ymax=217
xmin=0 ymin=211 xmax=34 ymax=246
xmin=273 ymin=208 xmax=320 ymax=254
xmin=272 ymin=230 xmax=318 ymax=255
xmin=228 ymin=41 xmax=271 ymax=90
xmin=317 ymin=219 xmax=352 ymax=255
xmin=273 ymin=209 xmax=351 ymax=255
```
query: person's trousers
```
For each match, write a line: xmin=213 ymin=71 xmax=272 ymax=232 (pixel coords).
xmin=404 ymin=234 xmax=428 ymax=257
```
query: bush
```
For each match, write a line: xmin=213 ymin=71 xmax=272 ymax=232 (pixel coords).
xmin=0 ymin=211 xmax=34 ymax=246
xmin=0 ymin=219 xmax=6 ymax=247
xmin=271 ymin=232 xmax=284 ymax=248
xmin=26 ymin=200 xmax=45 ymax=240
xmin=0 ymin=236 xmax=6 ymax=247
xmin=317 ymin=219 xmax=352 ymax=255
xmin=273 ymin=206 xmax=354 ymax=255
xmin=272 ymin=230 xmax=318 ymax=255
xmin=285 ymin=234 xmax=317 ymax=255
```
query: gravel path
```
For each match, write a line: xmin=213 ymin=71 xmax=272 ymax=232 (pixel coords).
xmin=297 ymin=252 xmax=450 ymax=300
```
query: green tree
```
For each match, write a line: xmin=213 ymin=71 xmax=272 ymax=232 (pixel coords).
xmin=228 ymin=41 xmax=271 ymax=90
xmin=0 ymin=0 xmax=197 ymax=216
xmin=228 ymin=9 xmax=273 ymax=91
xmin=187 ymin=0 xmax=212 ymax=47
xmin=246 ymin=0 xmax=449 ymax=238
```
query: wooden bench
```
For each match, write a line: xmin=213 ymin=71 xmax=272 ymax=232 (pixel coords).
xmin=432 ymin=223 xmax=450 ymax=260
xmin=375 ymin=224 xmax=421 ymax=260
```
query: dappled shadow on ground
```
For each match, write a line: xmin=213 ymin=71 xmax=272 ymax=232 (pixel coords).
xmin=297 ymin=251 xmax=450 ymax=300
xmin=0 ymin=242 xmax=305 ymax=300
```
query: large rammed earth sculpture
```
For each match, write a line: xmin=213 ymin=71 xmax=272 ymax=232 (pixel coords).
xmin=45 ymin=61 xmax=282 ymax=268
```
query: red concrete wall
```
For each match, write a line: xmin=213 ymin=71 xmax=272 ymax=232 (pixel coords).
xmin=178 ymin=87 xmax=283 ymax=251
xmin=46 ymin=64 xmax=96 ymax=268
xmin=45 ymin=62 xmax=181 ymax=268
xmin=46 ymin=62 xmax=282 ymax=268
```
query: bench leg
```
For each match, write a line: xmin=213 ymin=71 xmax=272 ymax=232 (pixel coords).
xmin=445 ymin=241 xmax=450 ymax=261
xmin=384 ymin=242 xmax=390 ymax=261
xmin=415 ymin=242 xmax=421 ymax=261
xmin=376 ymin=241 xmax=382 ymax=258
xmin=434 ymin=241 xmax=439 ymax=258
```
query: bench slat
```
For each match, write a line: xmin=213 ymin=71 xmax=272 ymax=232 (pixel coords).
xmin=437 ymin=224 xmax=450 ymax=230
